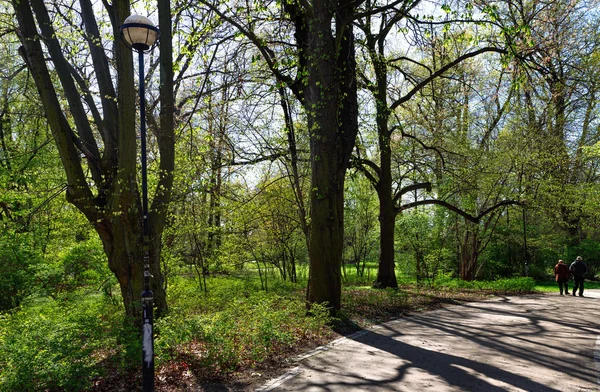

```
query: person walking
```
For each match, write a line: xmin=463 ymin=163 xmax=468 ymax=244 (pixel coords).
xmin=554 ymin=259 xmax=570 ymax=295
xmin=569 ymin=256 xmax=588 ymax=297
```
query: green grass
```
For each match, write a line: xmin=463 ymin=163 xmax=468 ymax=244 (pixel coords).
xmin=433 ymin=276 xmax=537 ymax=292
xmin=534 ymin=279 xmax=600 ymax=292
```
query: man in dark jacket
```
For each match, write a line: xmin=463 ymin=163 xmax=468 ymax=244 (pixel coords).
xmin=569 ymin=256 xmax=588 ymax=297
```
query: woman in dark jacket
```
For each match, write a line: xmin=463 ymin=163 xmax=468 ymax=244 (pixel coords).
xmin=554 ymin=259 xmax=570 ymax=295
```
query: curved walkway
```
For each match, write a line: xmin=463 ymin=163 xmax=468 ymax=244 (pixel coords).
xmin=258 ymin=290 xmax=600 ymax=391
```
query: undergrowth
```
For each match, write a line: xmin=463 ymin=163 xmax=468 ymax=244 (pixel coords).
xmin=0 ymin=274 xmax=543 ymax=391
xmin=0 ymin=294 xmax=127 ymax=391
xmin=433 ymin=276 xmax=537 ymax=292
xmin=0 ymin=275 xmax=330 ymax=391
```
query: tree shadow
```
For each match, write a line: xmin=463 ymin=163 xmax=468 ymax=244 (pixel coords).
xmin=286 ymin=293 xmax=600 ymax=391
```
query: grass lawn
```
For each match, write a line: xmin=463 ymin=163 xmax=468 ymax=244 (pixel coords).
xmin=535 ymin=279 xmax=600 ymax=292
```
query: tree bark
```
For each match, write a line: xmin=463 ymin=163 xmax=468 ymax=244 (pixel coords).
xmin=301 ymin=0 xmax=358 ymax=311
xmin=374 ymin=145 xmax=398 ymax=288
xmin=458 ymin=226 xmax=480 ymax=281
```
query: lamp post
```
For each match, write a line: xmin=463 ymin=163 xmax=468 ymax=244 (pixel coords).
xmin=120 ymin=15 xmax=160 ymax=392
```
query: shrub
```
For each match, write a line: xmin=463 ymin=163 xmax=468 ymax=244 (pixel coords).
xmin=0 ymin=293 xmax=124 ymax=391
xmin=154 ymin=292 xmax=331 ymax=374
xmin=60 ymin=238 xmax=109 ymax=290
xmin=433 ymin=275 xmax=536 ymax=292
xmin=0 ymin=238 xmax=41 ymax=311
xmin=484 ymin=277 xmax=536 ymax=292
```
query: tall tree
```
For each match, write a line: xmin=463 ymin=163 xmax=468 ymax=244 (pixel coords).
xmin=353 ymin=1 xmax=516 ymax=287
xmin=498 ymin=0 xmax=600 ymax=243
xmin=198 ymin=0 xmax=359 ymax=310
xmin=11 ymin=0 xmax=174 ymax=320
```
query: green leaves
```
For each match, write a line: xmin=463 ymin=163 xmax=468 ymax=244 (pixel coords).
xmin=0 ymin=293 xmax=122 ymax=391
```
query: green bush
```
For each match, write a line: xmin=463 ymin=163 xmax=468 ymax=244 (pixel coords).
xmin=483 ymin=277 xmax=536 ymax=292
xmin=60 ymin=238 xmax=109 ymax=290
xmin=155 ymin=289 xmax=330 ymax=374
xmin=434 ymin=275 xmax=536 ymax=292
xmin=0 ymin=293 xmax=125 ymax=391
xmin=342 ymin=261 xmax=378 ymax=286
xmin=0 ymin=235 xmax=45 ymax=311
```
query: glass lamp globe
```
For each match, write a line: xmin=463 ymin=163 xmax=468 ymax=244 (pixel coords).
xmin=120 ymin=15 xmax=160 ymax=52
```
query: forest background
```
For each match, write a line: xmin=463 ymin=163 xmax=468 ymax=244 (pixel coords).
xmin=1 ymin=0 xmax=600 ymax=390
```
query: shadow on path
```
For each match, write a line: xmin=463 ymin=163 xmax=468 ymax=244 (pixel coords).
xmin=268 ymin=292 xmax=600 ymax=391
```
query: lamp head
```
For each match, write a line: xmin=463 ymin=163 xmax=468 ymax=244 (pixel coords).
xmin=120 ymin=15 xmax=160 ymax=53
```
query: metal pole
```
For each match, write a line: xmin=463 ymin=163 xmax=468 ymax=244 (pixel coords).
xmin=522 ymin=205 xmax=529 ymax=277
xmin=139 ymin=50 xmax=155 ymax=392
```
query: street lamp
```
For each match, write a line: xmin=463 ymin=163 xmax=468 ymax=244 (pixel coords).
xmin=120 ymin=14 xmax=160 ymax=392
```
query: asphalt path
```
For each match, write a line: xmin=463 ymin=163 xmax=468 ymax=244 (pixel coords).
xmin=258 ymin=290 xmax=600 ymax=392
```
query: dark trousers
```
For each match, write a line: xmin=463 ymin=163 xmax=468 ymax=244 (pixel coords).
xmin=573 ymin=275 xmax=585 ymax=295
xmin=558 ymin=280 xmax=569 ymax=294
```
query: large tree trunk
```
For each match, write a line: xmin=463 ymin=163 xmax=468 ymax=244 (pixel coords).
xmin=307 ymin=144 xmax=346 ymax=309
xmin=458 ymin=225 xmax=480 ymax=281
xmin=370 ymin=37 xmax=397 ymax=289
xmin=96 ymin=217 xmax=166 ymax=318
xmin=375 ymin=149 xmax=398 ymax=288
xmin=303 ymin=0 xmax=358 ymax=311
xmin=354 ymin=17 xmax=401 ymax=289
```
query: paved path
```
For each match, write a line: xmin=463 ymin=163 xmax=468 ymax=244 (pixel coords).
xmin=258 ymin=290 xmax=600 ymax=391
